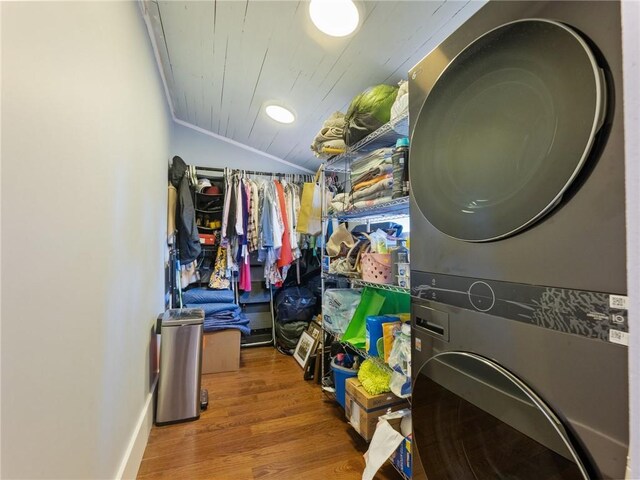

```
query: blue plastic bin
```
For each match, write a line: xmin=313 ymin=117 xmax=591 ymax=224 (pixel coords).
xmin=331 ymin=358 xmax=358 ymax=408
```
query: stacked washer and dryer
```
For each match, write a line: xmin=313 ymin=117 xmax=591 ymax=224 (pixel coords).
xmin=408 ymin=2 xmax=628 ymax=479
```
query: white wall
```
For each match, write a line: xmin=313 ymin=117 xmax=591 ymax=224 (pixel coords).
xmin=1 ymin=2 xmax=170 ymax=478
xmin=171 ymin=121 xmax=314 ymax=174
xmin=622 ymin=2 xmax=640 ymax=477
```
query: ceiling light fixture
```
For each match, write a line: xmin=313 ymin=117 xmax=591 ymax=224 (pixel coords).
xmin=309 ymin=0 xmax=360 ymax=37
xmin=265 ymin=104 xmax=296 ymax=124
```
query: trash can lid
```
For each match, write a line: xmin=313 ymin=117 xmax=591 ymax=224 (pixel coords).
xmin=161 ymin=308 xmax=204 ymax=327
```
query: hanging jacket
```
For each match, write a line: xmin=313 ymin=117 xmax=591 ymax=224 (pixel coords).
xmin=170 ymin=156 xmax=201 ymax=264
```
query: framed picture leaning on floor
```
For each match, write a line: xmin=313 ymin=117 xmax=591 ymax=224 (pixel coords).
xmin=294 ymin=330 xmax=317 ymax=369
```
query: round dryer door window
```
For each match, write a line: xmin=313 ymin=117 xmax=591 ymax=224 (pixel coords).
xmin=413 ymin=352 xmax=589 ymax=480
xmin=410 ymin=19 xmax=606 ymax=242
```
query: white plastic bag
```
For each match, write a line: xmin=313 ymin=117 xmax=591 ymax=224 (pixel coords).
xmin=387 ymin=324 xmax=412 ymax=398
xmin=323 ymin=289 xmax=362 ymax=334
xmin=391 ymin=80 xmax=408 ymax=120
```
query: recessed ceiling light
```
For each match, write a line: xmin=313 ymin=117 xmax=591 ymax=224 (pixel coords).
xmin=265 ymin=104 xmax=295 ymax=124
xmin=309 ymin=0 xmax=360 ymax=38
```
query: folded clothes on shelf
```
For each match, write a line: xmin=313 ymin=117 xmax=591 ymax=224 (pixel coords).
xmin=330 ymin=192 xmax=350 ymax=214
xmin=324 ymin=148 xmax=397 ymax=215
xmin=352 ymin=164 xmax=392 ymax=182
xmin=353 ymin=189 xmax=394 ymax=205
xmin=351 ymin=148 xmax=393 ymax=173
xmin=352 ymin=177 xmax=394 ymax=201
xmin=351 ymin=195 xmax=394 ymax=210
xmin=352 ymin=166 xmax=393 ymax=188
xmin=329 ymin=184 xmax=396 ymax=215
xmin=353 ymin=173 xmax=392 ymax=192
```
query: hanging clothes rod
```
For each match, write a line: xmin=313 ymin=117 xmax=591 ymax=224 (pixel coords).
xmin=196 ymin=166 xmax=287 ymax=177
xmin=195 ymin=165 xmax=314 ymax=181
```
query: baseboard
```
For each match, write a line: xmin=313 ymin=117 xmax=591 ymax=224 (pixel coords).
xmin=115 ymin=374 xmax=158 ymax=480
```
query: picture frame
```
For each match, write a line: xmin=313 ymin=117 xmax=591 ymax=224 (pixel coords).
xmin=307 ymin=320 xmax=323 ymax=343
xmin=304 ymin=353 xmax=317 ymax=381
xmin=294 ymin=330 xmax=318 ymax=369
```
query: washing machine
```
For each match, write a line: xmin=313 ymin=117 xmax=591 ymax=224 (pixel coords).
xmin=408 ymin=1 xmax=628 ymax=479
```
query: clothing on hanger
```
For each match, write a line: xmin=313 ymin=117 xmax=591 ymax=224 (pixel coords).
xmin=209 ymin=245 xmax=230 ymax=290
xmin=218 ymin=168 xmax=312 ymax=289
xmin=235 ymin=176 xmax=244 ymax=236
xmin=221 ymin=169 xmax=232 ymax=240
xmin=238 ymin=179 xmax=252 ymax=292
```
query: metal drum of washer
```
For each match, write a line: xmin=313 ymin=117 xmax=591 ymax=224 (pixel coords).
xmin=413 ymin=351 xmax=590 ymax=480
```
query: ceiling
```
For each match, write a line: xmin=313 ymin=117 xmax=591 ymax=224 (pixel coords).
xmin=143 ymin=0 xmax=484 ymax=171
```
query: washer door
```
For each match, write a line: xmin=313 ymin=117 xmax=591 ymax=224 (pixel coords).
xmin=413 ymin=352 xmax=590 ymax=479
xmin=410 ymin=19 xmax=606 ymax=242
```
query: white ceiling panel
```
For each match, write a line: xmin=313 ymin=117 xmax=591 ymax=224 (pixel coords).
xmin=145 ymin=0 xmax=485 ymax=170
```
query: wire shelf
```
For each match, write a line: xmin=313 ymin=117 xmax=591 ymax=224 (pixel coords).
xmin=324 ymin=109 xmax=409 ymax=172
xmin=351 ymin=279 xmax=410 ymax=295
xmin=321 ymin=272 xmax=358 ymax=282
xmin=326 ymin=196 xmax=410 ymax=222
xmin=320 ymin=111 xmax=411 ymax=407
xmin=320 ymin=324 xmax=393 ymax=370
xmin=321 ymin=376 xmax=337 ymax=398
xmin=321 ymin=274 xmax=411 ymax=295
xmin=340 ymin=342 xmax=397 ymax=375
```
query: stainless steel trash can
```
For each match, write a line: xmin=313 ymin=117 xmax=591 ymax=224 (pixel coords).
xmin=156 ymin=308 xmax=204 ymax=425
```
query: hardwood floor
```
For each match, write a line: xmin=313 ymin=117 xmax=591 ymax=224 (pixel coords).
xmin=138 ymin=346 xmax=401 ymax=480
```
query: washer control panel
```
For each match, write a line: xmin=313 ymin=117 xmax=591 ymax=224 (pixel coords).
xmin=467 ymin=281 xmax=496 ymax=312
xmin=411 ymin=271 xmax=628 ymax=344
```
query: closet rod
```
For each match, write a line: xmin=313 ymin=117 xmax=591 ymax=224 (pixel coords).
xmin=195 ymin=165 xmax=305 ymax=178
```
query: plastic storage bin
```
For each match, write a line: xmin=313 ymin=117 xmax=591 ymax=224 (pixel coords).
xmin=331 ymin=358 xmax=358 ymax=408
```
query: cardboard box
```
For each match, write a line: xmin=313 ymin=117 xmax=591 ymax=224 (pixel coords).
xmin=345 ymin=377 xmax=406 ymax=411
xmin=380 ymin=409 xmax=413 ymax=478
xmin=391 ymin=435 xmax=412 ymax=477
xmin=344 ymin=378 xmax=408 ymax=441
xmin=201 ymin=329 xmax=240 ymax=374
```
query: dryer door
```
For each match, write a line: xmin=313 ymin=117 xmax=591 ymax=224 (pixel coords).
xmin=413 ymin=352 xmax=590 ymax=480
xmin=410 ymin=19 xmax=606 ymax=242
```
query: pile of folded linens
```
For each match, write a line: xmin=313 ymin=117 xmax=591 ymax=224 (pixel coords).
xmin=183 ymin=288 xmax=250 ymax=335
xmin=310 ymin=112 xmax=347 ymax=158
xmin=329 ymin=148 xmax=394 ymax=214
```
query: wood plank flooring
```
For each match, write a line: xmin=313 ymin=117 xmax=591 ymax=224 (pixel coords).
xmin=138 ymin=346 xmax=401 ymax=480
